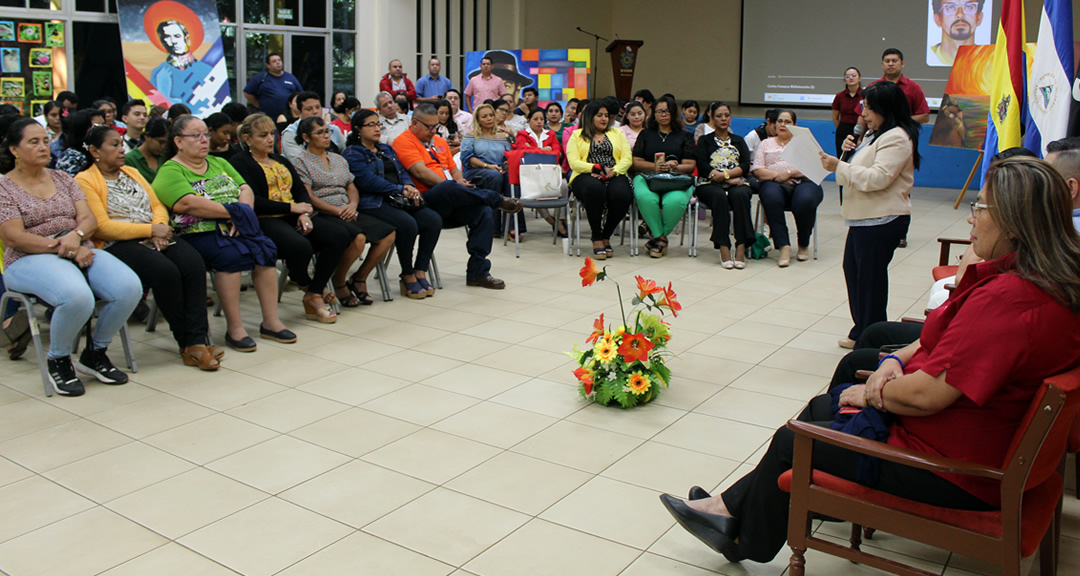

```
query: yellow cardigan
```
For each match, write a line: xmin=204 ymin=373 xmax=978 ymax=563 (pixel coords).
xmin=566 ymin=127 xmax=633 ymax=184
xmin=75 ymin=164 xmax=170 ymax=248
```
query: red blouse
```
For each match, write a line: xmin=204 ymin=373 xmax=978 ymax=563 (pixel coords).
xmin=888 ymin=253 xmax=1080 ymax=506
xmin=513 ymin=128 xmax=563 ymax=164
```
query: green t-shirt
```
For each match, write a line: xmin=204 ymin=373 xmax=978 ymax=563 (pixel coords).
xmin=152 ymin=156 xmax=246 ymax=235
xmin=124 ymin=148 xmax=165 ymax=184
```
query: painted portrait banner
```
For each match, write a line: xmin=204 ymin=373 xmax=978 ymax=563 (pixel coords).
xmin=464 ymin=49 xmax=590 ymax=109
xmin=117 ymin=0 xmax=230 ymax=116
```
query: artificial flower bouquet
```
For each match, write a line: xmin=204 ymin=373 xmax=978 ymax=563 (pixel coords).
xmin=569 ymin=258 xmax=681 ymax=408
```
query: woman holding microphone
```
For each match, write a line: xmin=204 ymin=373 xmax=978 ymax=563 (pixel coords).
xmin=820 ymin=81 xmax=918 ymax=349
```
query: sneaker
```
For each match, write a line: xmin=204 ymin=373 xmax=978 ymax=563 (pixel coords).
xmin=47 ymin=357 xmax=85 ymax=396
xmin=75 ymin=347 xmax=129 ymax=385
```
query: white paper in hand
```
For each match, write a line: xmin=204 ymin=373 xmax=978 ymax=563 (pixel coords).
xmin=779 ymin=125 xmax=830 ymax=185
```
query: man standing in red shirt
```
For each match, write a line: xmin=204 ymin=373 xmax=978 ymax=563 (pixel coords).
xmin=393 ymin=104 xmax=523 ymax=289
xmin=380 ymin=59 xmax=417 ymax=107
xmin=877 ymin=48 xmax=931 ymax=124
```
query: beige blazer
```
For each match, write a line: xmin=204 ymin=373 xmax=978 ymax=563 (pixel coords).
xmin=836 ymin=127 xmax=914 ymax=221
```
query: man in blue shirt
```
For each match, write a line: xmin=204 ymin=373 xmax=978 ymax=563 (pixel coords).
xmin=242 ymin=53 xmax=303 ymax=118
xmin=415 ymin=57 xmax=454 ymax=105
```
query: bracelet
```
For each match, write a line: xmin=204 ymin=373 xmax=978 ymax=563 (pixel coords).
xmin=879 ymin=380 xmax=889 ymax=412
xmin=863 ymin=387 xmax=870 ymax=407
xmin=878 ymin=354 xmax=905 ymax=370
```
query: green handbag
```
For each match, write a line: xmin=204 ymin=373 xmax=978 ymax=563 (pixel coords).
xmin=749 ymin=233 xmax=771 ymax=260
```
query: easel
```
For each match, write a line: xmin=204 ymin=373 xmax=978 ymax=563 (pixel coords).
xmin=952 ymin=150 xmax=984 ymax=210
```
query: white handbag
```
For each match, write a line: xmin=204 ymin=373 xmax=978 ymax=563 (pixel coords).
xmin=518 ymin=163 xmax=568 ymax=201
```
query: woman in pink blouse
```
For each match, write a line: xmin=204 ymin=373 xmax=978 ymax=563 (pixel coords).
xmin=751 ymin=110 xmax=824 ymax=267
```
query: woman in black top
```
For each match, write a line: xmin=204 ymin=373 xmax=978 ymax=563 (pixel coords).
xmin=694 ymin=102 xmax=754 ymax=269
xmin=631 ymin=95 xmax=696 ymax=257
xmin=229 ymin=113 xmax=353 ymax=323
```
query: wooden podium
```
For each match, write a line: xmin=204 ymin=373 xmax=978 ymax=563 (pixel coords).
xmin=606 ymin=40 xmax=644 ymax=102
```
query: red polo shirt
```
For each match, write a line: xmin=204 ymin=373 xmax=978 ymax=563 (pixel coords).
xmin=832 ymin=88 xmax=864 ymax=125
xmin=888 ymin=253 xmax=1080 ymax=506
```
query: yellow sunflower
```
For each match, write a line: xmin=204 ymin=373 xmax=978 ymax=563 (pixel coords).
xmin=594 ymin=337 xmax=618 ymax=364
xmin=627 ymin=371 xmax=650 ymax=395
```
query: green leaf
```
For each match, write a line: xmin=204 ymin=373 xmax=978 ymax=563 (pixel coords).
xmin=631 ymin=296 xmax=642 ymax=306
xmin=613 ymin=385 xmax=634 ymax=408
xmin=653 ymin=363 xmax=672 ymax=388
xmin=594 ymin=383 xmax=614 ymax=405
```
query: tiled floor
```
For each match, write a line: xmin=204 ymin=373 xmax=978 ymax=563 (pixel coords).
xmin=1 ymin=182 xmax=1076 ymax=576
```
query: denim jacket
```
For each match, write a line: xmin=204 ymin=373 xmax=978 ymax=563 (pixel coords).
xmin=341 ymin=143 xmax=415 ymax=210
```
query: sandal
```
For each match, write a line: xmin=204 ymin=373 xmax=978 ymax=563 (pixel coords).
xmin=181 ymin=344 xmax=220 ymax=371
xmin=347 ymin=278 xmax=375 ymax=306
xmin=649 ymin=240 xmax=667 ymax=259
xmin=400 ymin=278 xmax=427 ymax=299
xmin=334 ymin=284 xmax=361 ymax=308
xmin=592 ymin=247 xmax=608 ymax=260
xmin=417 ymin=277 xmax=435 ymax=297
xmin=303 ymin=292 xmax=338 ymax=323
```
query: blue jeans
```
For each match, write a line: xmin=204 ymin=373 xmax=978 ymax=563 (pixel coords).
xmin=422 ymin=180 xmax=497 ymax=280
xmin=3 ymin=251 xmax=142 ymax=358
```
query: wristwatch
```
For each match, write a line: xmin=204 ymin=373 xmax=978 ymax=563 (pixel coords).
xmin=75 ymin=229 xmax=85 ymax=239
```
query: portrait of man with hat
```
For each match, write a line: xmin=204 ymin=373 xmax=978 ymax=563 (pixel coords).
xmin=464 ymin=50 xmax=533 ymax=111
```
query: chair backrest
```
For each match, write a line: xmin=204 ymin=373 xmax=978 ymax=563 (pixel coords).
xmin=1001 ymin=365 xmax=1080 ymax=492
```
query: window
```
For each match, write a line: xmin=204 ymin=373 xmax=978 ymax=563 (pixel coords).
xmin=332 ymin=32 xmax=354 ymax=97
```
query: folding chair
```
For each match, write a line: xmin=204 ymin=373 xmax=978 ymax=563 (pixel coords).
xmin=0 ymin=290 xmax=137 ymax=398
xmin=504 ymin=152 xmax=576 ymax=258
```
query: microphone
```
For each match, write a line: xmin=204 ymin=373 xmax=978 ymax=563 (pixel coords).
xmin=840 ymin=124 xmax=866 ymax=162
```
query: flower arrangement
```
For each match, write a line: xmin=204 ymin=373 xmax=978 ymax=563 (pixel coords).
xmin=569 ymin=258 xmax=681 ymax=408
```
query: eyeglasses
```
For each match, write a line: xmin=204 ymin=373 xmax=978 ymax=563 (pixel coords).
xmin=939 ymin=2 xmax=979 ymax=16
xmin=775 ymin=119 xmax=794 ymax=125
xmin=970 ymin=202 xmax=992 ymax=217
xmin=311 ymin=129 xmax=330 ymax=136
xmin=413 ymin=118 xmax=439 ymax=132
xmin=844 ymin=73 xmax=859 ymax=79
xmin=360 ymin=122 xmax=380 ymax=129
xmin=654 ymin=109 xmax=671 ymax=116
xmin=178 ymin=132 xmax=212 ymax=140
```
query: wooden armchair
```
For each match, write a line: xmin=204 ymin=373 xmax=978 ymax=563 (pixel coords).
xmin=780 ymin=365 xmax=1080 ymax=576
xmin=934 ymin=237 xmax=972 ymax=282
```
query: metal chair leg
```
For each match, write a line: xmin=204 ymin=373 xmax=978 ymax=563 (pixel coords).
xmin=429 ymin=255 xmax=443 ymax=289
xmin=145 ymin=296 xmax=158 ymax=332
xmin=1 ymin=292 xmax=51 ymax=397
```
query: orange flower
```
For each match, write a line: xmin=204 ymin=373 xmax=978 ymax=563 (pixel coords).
xmin=635 ymin=275 xmax=663 ymax=300
xmin=657 ymin=282 xmax=682 ymax=317
xmin=573 ymin=367 xmax=595 ymax=395
xmin=627 ymin=371 xmax=650 ymax=395
xmin=618 ymin=332 xmax=655 ymax=364
xmin=586 ymin=313 xmax=605 ymax=344
xmin=579 ymin=257 xmax=605 ymax=287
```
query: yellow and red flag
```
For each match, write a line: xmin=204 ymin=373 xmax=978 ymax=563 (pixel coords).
xmin=981 ymin=0 xmax=1026 ymax=174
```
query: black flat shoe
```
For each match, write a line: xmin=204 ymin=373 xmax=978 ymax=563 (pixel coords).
xmin=688 ymin=486 xmax=712 ymax=500
xmin=659 ymin=494 xmax=744 ymax=563
xmin=259 ymin=325 xmax=297 ymax=343
xmin=225 ymin=333 xmax=257 ymax=352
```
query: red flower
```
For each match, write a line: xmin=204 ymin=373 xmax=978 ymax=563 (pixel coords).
xmin=580 ymin=258 xmax=605 ymax=287
xmin=635 ymin=275 xmax=663 ymax=300
xmin=658 ymin=283 xmax=682 ymax=317
xmin=573 ymin=367 xmax=595 ymax=395
xmin=618 ymin=332 xmax=655 ymax=364
xmin=586 ymin=313 xmax=605 ymax=344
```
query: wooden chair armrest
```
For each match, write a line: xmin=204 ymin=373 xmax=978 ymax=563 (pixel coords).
xmin=854 ymin=370 xmax=873 ymax=381
xmin=937 ymin=237 xmax=972 ymax=266
xmin=786 ymin=419 xmax=1005 ymax=480
xmin=900 ymin=317 xmax=925 ymax=325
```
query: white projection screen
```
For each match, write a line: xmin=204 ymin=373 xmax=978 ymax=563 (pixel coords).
xmin=739 ymin=0 xmax=1000 ymax=107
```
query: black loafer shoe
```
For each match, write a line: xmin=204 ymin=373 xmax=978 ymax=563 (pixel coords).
xmin=688 ymin=486 xmax=712 ymax=501
xmin=466 ymin=276 xmax=505 ymax=290
xmin=659 ymin=494 xmax=744 ymax=563
xmin=259 ymin=325 xmax=297 ymax=343
xmin=225 ymin=334 xmax=257 ymax=352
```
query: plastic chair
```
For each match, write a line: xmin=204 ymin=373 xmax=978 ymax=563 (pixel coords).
xmin=503 ymin=153 xmax=577 ymax=258
xmin=781 ymin=365 xmax=1080 ymax=576
xmin=0 ymin=290 xmax=137 ymax=398
xmin=753 ymin=197 xmax=818 ymax=260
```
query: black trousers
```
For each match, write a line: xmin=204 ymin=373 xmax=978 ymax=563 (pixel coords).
xmin=758 ymin=180 xmax=823 ymax=249
xmin=835 ymin=122 xmax=857 ymax=157
xmin=258 ymin=214 xmax=350 ymax=293
xmin=856 ymin=320 xmax=924 ymax=351
xmin=695 ymin=183 xmax=755 ymax=248
xmin=720 ymin=362 xmax=995 ymax=563
xmin=106 ymin=238 xmax=209 ymax=348
xmin=843 ymin=216 xmax=910 ymax=341
xmin=570 ymin=174 xmax=633 ymax=241
xmin=360 ymin=203 xmax=442 ymax=275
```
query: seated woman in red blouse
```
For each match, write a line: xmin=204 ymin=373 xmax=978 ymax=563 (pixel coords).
xmin=660 ymin=156 xmax=1080 ymax=564
xmin=513 ymin=107 xmax=565 ymax=236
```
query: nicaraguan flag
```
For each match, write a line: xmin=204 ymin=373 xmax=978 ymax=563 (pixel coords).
xmin=1023 ymin=0 xmax=1073 ymax=155
xmin=981 ymin=0 xmax=1026 ymax=176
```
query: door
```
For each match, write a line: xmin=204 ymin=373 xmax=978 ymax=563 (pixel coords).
xmin=290 ymin=34 xmax=326 ymax=99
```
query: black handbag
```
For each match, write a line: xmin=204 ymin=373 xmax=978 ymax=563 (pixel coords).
xmin=642 ymin=172 xmax=694 ymax=194
xmin=386 ymin=192 xmax=425 ymax=212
